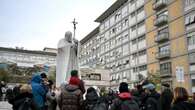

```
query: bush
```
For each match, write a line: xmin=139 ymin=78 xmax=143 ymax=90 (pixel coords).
xmin=0 ymin=69 xmax=9 ymax=82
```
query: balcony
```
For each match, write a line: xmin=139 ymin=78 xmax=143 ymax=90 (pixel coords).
xmin=160 ymin=69 xmax=172 ymax=77
xmin=156 ymin=50 xmax=171 ymax=59
xmin=189 ymin=55 xmax=195 ymax=64
xmin=154 ymin=15 xmax=168 ymax=27
xmin=153 ymin=0 xmax=168 ymax=11
xmin=155 ymin=32 xmax=169 ymax=43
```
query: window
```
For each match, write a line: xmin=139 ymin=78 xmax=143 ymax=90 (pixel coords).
xmin=185 ymin=0 xmax=195 ymax=6
xmin=132 ymin=53 xmax=137 ymax=59
xmin=115 ymin=12 xmax=121 ymax=21
xmin=159 ymin=45 xmax=170 ymax=52
xmin=139 ymin=65 xmax=147 ymax=71
xmin=160 ymin=62 xmax=171 ymax=71
xmin=110 ymin=16 xmax=115 ymax=26
xmin=138 ymin=50 xmax=146 ymax=56
xmin=137 ymin=7 xmax=144 ymax=14
xmin=100 ymin=24 xmax=105 ymax=32
xmin=187 ymin=32 xmax=195 ymax=46
xmin=122 ymin=5 xmax=128 ymax=17
xmin=131 ymin=12 xmax=136 ymax=18
xmin=123 ymin=31 xmax=129 ymax=42
xmin=122 ymin=19 xmax=129 ymax=28
xmin=138 ymin=21 xmax=145 ymax=35
xmin=132 ymin=39 xmax=137 ymax=45
xmin=116 ymin=23 xmax=122 ymax=33
xmin=158 ymin=27 xmax=168 ymax=34
xmin=133 ymin=67 xmax=138 ymax=72
xmin=192 ymin=79 xmax=195 ymax=87
xmin=123 ymin=44 xmax=129 ymax=56
xmin=185 ymin=13 xmax=195 ymax=26
xmin=138 ymin=36 xmax=145 ymax=42
xmin=105 ymin=20 xmax=109 ymax=30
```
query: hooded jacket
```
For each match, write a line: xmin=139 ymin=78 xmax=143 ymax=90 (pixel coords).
xmin=144 ymin=90 xmax=160 ymax=110
xmin=31 ymin=75 xmax=46 ymax=108
xmin=84 ymin=89 xmax=99 ymax=110
xmin=58 ymin=84 xmax=82 ymax=110
xmin=9 ymin=92 xmax=38 ymax=110
xmin=109 ymin=92 xmax=139 ymax=110
xmin=171 ymin=101 xmax=195 ymax=110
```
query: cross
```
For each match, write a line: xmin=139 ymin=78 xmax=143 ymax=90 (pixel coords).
xmin=72 ymin=18 xmax=78 ymax=39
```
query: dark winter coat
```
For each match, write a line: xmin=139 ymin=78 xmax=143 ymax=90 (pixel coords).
xmin=31 ymin=75 xmax=47 ymax=109
xmin=109 ymin=92 xmax=139 ymax=110
xmin=105 ymin=93 xmax=117 ymax=106
xmin=84 ymin=90 xmax=99 ymax=110
xmin=159 ymin=89 xmax=173 ymax=110
xmin=142 ymin=91 xmax=160 ymax=110
xmin=171 ymin=101 xmax=195 ymax=110
xmin=9 ymin=92 xmax=38 ymax=110
xmin=6 ymin=88 xmax=14 ymax=102
xmin=58 ymin=84 xmax=83 ymax=110
xmin=46 ymin=90 xmax=57 ymax=110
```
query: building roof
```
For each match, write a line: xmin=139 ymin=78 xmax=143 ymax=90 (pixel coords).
xmin=43 ymin=47 xmax=57 ymax=51
xmin=80 ymin=26 xmax=99 ymax=44
xmin=95 ymin=0 xmax=128 ymax=23
xmin=0 ymin=47 xmax=56 ymax=56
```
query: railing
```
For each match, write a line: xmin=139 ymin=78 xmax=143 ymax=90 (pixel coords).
xmin=153 ymin=0 xmax=168 ymax=10
xmin=155 ymin=32 xmax=169 ymax=42
xmin=160 ymin=68 xmax=172 ymax=77
xmin=156 ymin=49 xmax=171 ymax=59
xmin=154 ymin=15 xmax=168 ymax=26
xmin=189 ymin=55 xmax=195 ymax=64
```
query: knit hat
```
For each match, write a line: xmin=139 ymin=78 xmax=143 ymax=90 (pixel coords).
xmin=119 ymin=82 xmax=129 ymax=93
xmin=71 ymin=70 xmax=78 ymax=77
xmin=143 ymin=83 xmax=155 ymax=90
xmin=69 ymin=76 xmax=80 ymax=86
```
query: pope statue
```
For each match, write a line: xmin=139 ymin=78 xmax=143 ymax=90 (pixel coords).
xmin=56 ymin=31 xmax=78 ymax=87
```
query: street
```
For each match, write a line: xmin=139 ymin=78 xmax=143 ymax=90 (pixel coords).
xmin=0 ymin=101 xmax=12 ymax=110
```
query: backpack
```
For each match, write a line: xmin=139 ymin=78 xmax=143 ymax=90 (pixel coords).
xmin=85 ymin=98 xmax=107 ymax=110
xmin=18 ymin=98 xmax=32 ymax=110
xmin=118 ymin=99 xmax=139 ymax=110
xmin=91 ymin=101 xmax=107 ymax=110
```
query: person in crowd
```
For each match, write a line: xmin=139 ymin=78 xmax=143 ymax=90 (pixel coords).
xmin=70 ymin=70 xmax=85 ymax=94
xmin=83 ymin=87 xmax=100 ymax=110
xmin=54 ymin=86 xmax=61 ymax=110
xmin=105 ymin=88 xmax=117 ymax=107
xmin=40 ymin=72 xmax=49 ymax=93
xmin=131 ymin=89 xmax=142 ymax=107
xmin=193 ymin=92 xmax=195 ymax=102
xmin=171 ymin=87 xmax=195 ymax=110
xmin=6 ymin=87 xmax=13 ymax=102
xmin=9 ymin=84 xmax=38 ymax=110
xmin=46 ymin=80 xmax=57 ymax=110
xmin=141 ymin=83 xmax=160 ymax=110
xmin=0 ymin=81 xmax=3 ymax=101
xmin=109 ymin=82 xmax=139 ymax=110
xmin=1 ymin=81 xmax=6 ymax=101
xmin=13 ymin=84 xmax=22 ymax=98
xmin=158 ymin=83 xmax=173 ymax=110
xmin=31 ymin=74 xmax=47 ymax=110
xmin=58 ymin=71 xmax=83 ymax=110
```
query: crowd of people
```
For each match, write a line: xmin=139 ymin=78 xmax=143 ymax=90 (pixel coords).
xmin=1 ymin=70 xmax=195 ymax=110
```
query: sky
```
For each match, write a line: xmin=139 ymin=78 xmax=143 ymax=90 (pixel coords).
xmin=0 ymin=0 xmax=116 ymax=50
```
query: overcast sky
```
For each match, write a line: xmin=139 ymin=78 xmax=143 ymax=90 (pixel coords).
xmin=0 ymin=0 xmax=116 ymax=50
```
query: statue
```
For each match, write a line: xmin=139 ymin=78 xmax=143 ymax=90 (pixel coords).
xmin=56 ymin=31 xmax=78 ymax=87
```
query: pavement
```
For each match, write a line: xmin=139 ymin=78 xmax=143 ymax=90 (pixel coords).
xmin=0 ymin=101 xmax=12 ymax=110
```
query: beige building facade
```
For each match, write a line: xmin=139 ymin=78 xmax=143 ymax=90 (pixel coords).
xmin=79 ymin=0 xmax=195 ymax=93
